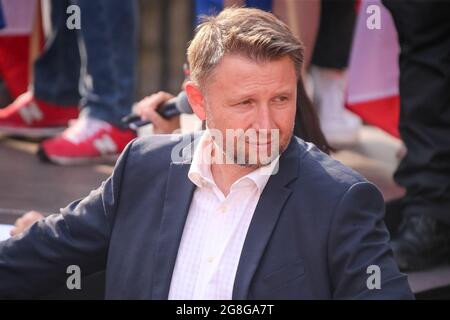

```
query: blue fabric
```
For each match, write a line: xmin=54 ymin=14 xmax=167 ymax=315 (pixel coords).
xmin=195 ymin=0 xmax=224 ymax=16
xmin=246 ymin=0 xmax=272 ymax=12
xmin=0 ymin=134 xmax=414 ymax=299
xmin=0 ymin=2 xmax=5 ymax=29
xmin=195 ymin=0 xmax=273 ymax=24
xmin=33 ymin=0 xmax=137 ymax=128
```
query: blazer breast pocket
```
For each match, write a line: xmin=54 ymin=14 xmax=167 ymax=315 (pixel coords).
xmin=261 ymin=259 xmax=306 ymax=291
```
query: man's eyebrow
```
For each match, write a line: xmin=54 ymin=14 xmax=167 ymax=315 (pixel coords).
xmin=267 ymin=88 xmax=296 ymax=99
xmin=226 ymin=88 xmax=295 ymax=103
xmin=233 ymin=85 xmax=295 ymax=96
xmin=272 ymin=90 xmax=294 ymax=96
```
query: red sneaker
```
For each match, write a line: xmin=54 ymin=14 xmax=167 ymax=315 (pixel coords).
xmin=0 ymin=92 xmax=79 ymax=138
xmin=39 ymin=116 xmax=136 ymax=165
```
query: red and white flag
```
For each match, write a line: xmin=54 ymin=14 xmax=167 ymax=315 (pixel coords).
xmin=347 ymin=0 xmax=400 ymax=138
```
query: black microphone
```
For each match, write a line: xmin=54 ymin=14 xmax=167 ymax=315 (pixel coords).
xmin=122 ymin=91 xmax=192 ymax=130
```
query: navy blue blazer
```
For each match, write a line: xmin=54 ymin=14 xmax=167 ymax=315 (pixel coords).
xmin=0 ymin=134 xmax=413 ymax=299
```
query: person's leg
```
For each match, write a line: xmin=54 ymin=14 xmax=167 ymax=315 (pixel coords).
xmin=383 ymin=0 xmax=450 ymax=270
xmin=311 ymin=0 xmax=356 ymax=70
xmin=309 ymin=0 xmax=361 ymax=148
xmin=38 ymin=0 xmax=137 ymax=165
xmin=75 ymin=0 xmax=137 ymax=128
xmin=0 ymin=35 xmax=29 ymax=100
xmin=34 ymin=0 xmax=81 ymax=106
xmin=272 ymin=0 xmax=320 ymax=74
xmin=0 ymin=0 xmax=79 ymax=138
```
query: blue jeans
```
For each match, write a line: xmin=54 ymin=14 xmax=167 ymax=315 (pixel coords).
xmin=34 ymin=0 xmax=137 ymax=128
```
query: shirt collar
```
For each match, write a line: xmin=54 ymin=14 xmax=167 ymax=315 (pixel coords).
xmin=187 ymin=131 xmax=215 ymax=188
xmin=188 ymin=131 xmax=280 ymax=194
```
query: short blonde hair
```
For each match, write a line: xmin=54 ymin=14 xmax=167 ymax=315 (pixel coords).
xmin=187 ymin=7 xmax=304 ymax=88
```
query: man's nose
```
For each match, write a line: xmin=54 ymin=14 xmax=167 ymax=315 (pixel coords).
xmin=254 ymin=104 xmax=275 ymax=131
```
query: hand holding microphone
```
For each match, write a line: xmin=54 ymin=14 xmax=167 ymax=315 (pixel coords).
xmin=124 ymin=91 xmax=192 ymax=134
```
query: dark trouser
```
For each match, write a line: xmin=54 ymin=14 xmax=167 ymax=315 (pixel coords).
xmin=383 ymin=0 xmax=450 ymax=224
xmin=311 ymin=0 xmax=356 ymax=69
xmin=34 ymin=0 xmax=137 ymax=128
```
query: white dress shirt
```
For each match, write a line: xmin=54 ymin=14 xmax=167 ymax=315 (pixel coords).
xmin=168 ymin=131 xmax=279 ymax=300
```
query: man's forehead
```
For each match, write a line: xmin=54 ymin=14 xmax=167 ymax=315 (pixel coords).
xmin=219 ymin=53 xmax=295 ymax=71
xmin=204 ymin=54 xmax=297 ymax=90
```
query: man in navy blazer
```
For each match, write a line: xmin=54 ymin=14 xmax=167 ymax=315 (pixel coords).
xmin=0 ymin=8 xmax=413 ymax=299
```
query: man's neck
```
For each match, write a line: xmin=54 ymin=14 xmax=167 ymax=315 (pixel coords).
xmin=210 ymin=161 xmax=256 ymax=197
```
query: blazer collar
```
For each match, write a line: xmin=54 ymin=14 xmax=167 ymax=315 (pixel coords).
xmin=151 ymin=134 xmax=198 ymax=299
xmin=232 ymin=137 xmax=300 ymax=299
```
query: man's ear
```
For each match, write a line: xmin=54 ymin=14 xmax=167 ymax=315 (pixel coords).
xmin=185 ymin=81 xmax=207 ymax=121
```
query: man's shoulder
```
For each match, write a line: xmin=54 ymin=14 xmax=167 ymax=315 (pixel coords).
xmin=294 ymin=137 xmax=368 ymax=189
xmin=124 ymin=132 xmax=200 ymax=166
xmin=129 ymin=134 xmax=185 ymax=155
xmin=289 ymin=138 xmax=381 ymax=222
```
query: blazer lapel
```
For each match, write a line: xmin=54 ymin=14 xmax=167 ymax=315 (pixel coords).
xmin=233 ymin=138 xmax=300 ymax=299
xmin=151 ymin=136 xmax=200 ymax=299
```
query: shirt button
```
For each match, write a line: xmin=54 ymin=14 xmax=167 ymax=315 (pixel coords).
xmin=207 ymin=256 xmax=214 ymax=263
xmin=219 ymin=205 xmax=227 ymax=213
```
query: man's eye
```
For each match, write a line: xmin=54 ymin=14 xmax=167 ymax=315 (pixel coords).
xmin=273 ymin=96 xmax=288 ymax=103
xmin=240 ymin=100 xmax=251 ymax=105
